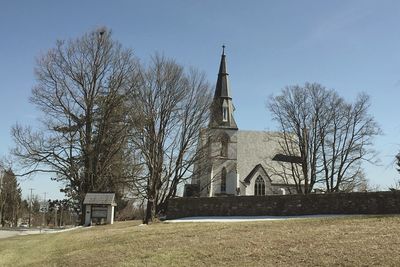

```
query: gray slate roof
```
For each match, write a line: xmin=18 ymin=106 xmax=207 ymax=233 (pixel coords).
xmin=237 ymin=130 xmax=296 ymax=185
xmin=83 ymin=193 xmax=117 ymax=206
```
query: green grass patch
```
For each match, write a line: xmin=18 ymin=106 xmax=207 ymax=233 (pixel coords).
xmin=1 ymin=215 xmax=400 ymax=266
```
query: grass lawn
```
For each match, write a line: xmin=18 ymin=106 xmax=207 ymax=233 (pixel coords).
xmin=1 ymin=215 xmax=400 ymax=266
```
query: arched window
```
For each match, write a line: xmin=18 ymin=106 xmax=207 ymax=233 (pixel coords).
xmin=221 ymin=167 xmax=227 ymax=193
xmin=220 ymin=134 xmax=229 ymax=157
xmin=280 ymin=188 xmax=286 ymax=195
xmin=254 ymin=176 xmax=266 ymax=196
xmin=222 ymin=106 xmax=228 ymax=122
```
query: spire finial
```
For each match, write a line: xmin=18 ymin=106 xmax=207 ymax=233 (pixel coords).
xmin=222 ymin=44 xmax=226 ymax=55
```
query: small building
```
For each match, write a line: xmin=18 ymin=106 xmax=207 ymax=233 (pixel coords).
xmin=83 ymin=192 xmax=117 ymax=226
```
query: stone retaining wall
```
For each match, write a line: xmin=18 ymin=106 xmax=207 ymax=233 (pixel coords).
xmin=166 ymin=191 xmax=400 ymax=219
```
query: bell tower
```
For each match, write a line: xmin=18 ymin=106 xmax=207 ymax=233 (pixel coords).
xmin=206 ymin=46 xmax=238 ymax=196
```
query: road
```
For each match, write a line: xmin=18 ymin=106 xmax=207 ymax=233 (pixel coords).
xmin=0 ymin=227 xmax=81 ymax=239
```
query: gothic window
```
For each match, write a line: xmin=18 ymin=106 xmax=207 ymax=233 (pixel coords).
xmin=280 ymin=188 xmax=286 ymax=195
xmin=222 ymin=106 xmax=228 ymax=122
xmin=208 ymin=136 xmax=212 ymax=156
xmin=221 ymin=167 xmax=227 ymax=193
xmin=220 ymin=134 xmax=229 ymax=157
xmin=254 ymin=176 xmax=266 ymax=196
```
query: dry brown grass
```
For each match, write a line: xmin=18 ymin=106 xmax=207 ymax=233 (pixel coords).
xmin=1 ymin=215 xmax=400 ymax=266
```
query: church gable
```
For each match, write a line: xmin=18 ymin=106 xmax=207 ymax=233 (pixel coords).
xmin=243 ymin=164 xmax=270 ymax=184
xmin=243 ymin=164 xmax=273 ymax=195
xmin=241 ymin=162 xmax=294 ymax=195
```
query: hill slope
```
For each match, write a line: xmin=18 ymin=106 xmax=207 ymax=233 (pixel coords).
xmin=1 ymin=216 xmax=400 ymax=266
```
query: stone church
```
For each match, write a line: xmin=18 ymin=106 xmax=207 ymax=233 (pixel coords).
xmin=191 ymin=48 xmax=297 ymax=197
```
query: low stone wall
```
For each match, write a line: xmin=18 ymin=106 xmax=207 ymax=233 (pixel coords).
xmin=166 ymin=191 xmax=400 ymax=219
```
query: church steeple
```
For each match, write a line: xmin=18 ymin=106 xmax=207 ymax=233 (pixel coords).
xmin=210 ymin=46 xmax=238 ymax=130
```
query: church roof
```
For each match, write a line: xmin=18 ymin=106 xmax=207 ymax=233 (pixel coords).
xmin=272 ymin=154 xmax=302 ymax=164
xmin=237 ymin=131 xmax=296 ymax=185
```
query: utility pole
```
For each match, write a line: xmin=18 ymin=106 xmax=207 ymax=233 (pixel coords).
xmin=59 ymin=204 xmax=63 ymax=227
xmin=28 ymin=188 xmax=34 ymax=227
xmin=42 ymin=192 xmax=47 ymax=229
xmin=54 ymin=202 xmax=58 ymax=228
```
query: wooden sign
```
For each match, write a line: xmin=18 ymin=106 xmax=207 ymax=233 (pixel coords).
xmin=91 ymin=206 xmax=108 ymax=218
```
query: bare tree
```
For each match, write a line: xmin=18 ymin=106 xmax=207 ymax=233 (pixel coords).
xmin=338 ymin=171 xmax=380 ymax=192
xmin=11 ymin=28 xmax=139 ymax=222
xmin=319 ymin=93 xmax=380 ymax=192
xmin=268 ymin=83 xmax=380 ymax=193
xmin=389 ymin=153 xmax=400 ymax=191
xmin=128 ymin=55 xmax=211 ymax=224
xmin=268 ymin=84 xmax=327 ymax=193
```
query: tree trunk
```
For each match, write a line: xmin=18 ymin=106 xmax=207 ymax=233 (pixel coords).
xmin=0 ymin=206 xmax=4 ymax=227
xmin=80 ymin=202 xmax=86 ymax=225
xmin=60 ymin=207 xmax=63 ymax=227
xmin=143 ymin=200 xmax=153 ymax=224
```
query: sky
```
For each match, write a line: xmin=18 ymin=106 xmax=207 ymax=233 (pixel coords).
xmin=1 ymin=0 xmax=400 ymax=200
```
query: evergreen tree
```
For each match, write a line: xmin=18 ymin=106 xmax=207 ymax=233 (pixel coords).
xmin=0 ymin=169 xmax=22 ymax=227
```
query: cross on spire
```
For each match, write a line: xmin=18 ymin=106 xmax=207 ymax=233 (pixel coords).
xmin=222 ymin=44 xmax=226 ymax=55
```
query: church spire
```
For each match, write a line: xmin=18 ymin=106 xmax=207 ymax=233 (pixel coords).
xmin=210 ymin=46 xmax=238 ymax=130
xmin=214 ymin=45 xmax=231 ymax=99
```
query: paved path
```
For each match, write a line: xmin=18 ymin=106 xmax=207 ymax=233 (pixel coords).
xmin=0 ymin=227 xmax=81 ymax=239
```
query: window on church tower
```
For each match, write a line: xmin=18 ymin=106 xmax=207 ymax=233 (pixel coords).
xmin=222 ymin=106 xmax=228 ymax=122
xmin=254 ymin=176 xmax=266 ymax=196
xmin=221 ymin=167 xmax=227 ymax=193
xmin=220 ymin=134 xmax=229 ymax=157
xmin=208 ymin=136 xmax=212 ymax=156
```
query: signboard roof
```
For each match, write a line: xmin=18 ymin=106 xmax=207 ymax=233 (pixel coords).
xmin=83 ymin=193 xmax=117 ymax=206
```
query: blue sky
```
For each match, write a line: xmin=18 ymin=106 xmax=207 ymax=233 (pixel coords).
xmin=1 ymin=0 xmax=400 ymax=199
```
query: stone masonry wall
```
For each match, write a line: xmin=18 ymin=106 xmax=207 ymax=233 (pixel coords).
xmin=166 ymin=191 xmax=400 ymax=219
